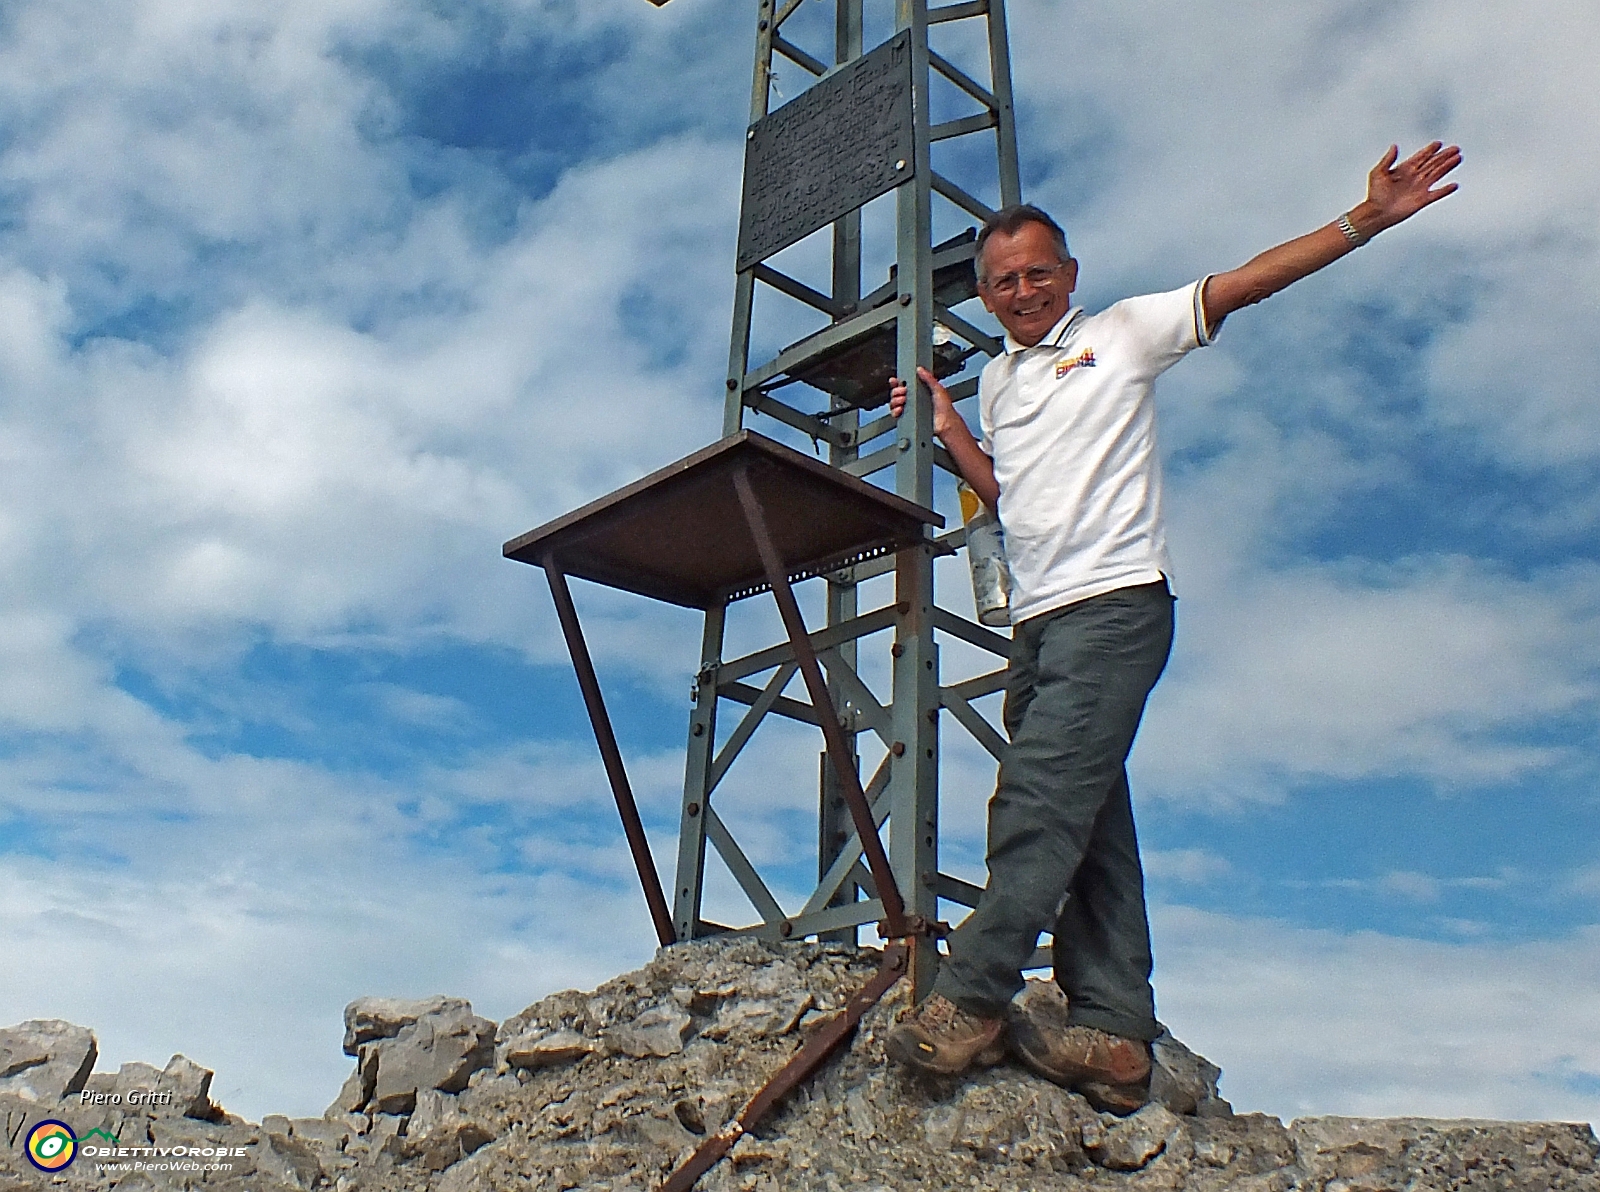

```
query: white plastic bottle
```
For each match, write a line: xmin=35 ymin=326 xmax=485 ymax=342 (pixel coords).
xmin=957 ymin=481 xmax=1012 ymax=628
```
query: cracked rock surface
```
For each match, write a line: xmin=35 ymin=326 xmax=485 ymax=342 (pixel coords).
xmin=1 ymin=938 xmax=1595 ymax=1191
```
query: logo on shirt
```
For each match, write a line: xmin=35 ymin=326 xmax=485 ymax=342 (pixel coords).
xmin=1054 ymin=348 xmax=1096 ymax=377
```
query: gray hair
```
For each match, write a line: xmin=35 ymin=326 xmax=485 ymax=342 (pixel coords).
xmin=975 ymin=205 xmax=1070 ymax=281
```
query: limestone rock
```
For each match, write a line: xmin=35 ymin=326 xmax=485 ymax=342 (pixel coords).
xmin=357 ymin=1110 xmax=409 ymax=1161
xmin=701 ymin=991 xmax=814 ymax=1043
xmin=922 ymin=1073 xmax=1093 ymax=1168
xmin=327 ymin=1060 xmax=372 ymax=1117
xmin=5 ymin=941 xmax=1599 ymax=1192
xmin=603 ymin=1004 xmax=694 ymax=1058
xmin=286 ymin=1115 xmax=352 ymax=1151
xmin=343 ymin=995 xmax=472 ymax=1055
xmin=147 ymin=1115 xmax=263 ymax=1183
xmin=436 ymin=1139 xmax=501 ymax=1192
xmin=0 ymin=1018 xmax=96 ymax=1101
xmin=1083 ymin=1101 xmax=1184 ymax=1170
xmin=367 ymin=1001 xmax=496 ymax=1114
xmin=400 ymin=1088 xmax=496 ymax=1172
xmin=113 ymin=1059 xmax=165 ymax=1100
xmin=1150 ymin=1027 xmax=1228 ymax=1116
xmin=1291 ymin=1115 xmax=1599 ymax=1191
xmin=500 ymin=1027 xmax=596 ymax=1071
xmin=157 ymin=1052 xmax=219 ymax=1119
xmin=257 ymin=1115 xmax=326 ymax=1190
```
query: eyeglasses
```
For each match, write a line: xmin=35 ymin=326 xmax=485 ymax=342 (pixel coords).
xmin=981 ymin=263 xmax=1066 ymax=297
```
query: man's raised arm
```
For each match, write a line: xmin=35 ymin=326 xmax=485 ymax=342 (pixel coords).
xmin=1201 ymin=142 xmax=1461 ymax=332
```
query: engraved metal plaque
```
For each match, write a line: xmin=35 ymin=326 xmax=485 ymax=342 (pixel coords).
xmin=736 ymin=31 xmax=914 ymax=272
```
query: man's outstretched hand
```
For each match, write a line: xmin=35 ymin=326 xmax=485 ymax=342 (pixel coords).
xmin=1363 ymin=141 xmax=1461 ymax=232
xmin=1202 ymin=140 xmax=1462 ymax=326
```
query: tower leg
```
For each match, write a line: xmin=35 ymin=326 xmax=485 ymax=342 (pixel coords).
xmin=674 ymin=602 xmax=725 ymax=940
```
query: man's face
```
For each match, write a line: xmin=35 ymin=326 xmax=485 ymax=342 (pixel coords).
xmin=976 ymin=222 xmax=1078 ymax=348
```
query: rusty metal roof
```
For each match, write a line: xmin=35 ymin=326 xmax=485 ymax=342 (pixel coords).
xmin=503 ymin=431 xmax=942 ymax=608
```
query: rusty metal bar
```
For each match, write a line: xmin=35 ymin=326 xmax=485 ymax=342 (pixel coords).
xmin=659 ymin=943 xmax=907 ymax=1192
xmin=731 ymin=465 xmax=908 ymax=939
xmin=543 ymin=554 xmax=676 ymax=949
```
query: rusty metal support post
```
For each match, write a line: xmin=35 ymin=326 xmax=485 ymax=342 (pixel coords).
xmin=731 ymin=467 xmax=908 ymax=938
xmin=543 ymin=554 xmax=677 ymax=949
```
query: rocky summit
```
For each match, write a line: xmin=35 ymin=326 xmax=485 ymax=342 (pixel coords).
xmin=2 ymin=937 xmax=1596 ymax=1191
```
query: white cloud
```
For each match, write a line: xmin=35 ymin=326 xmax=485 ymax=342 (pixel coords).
xmin=1377 ymin=870 xmax=1442 ymax=902
xmin=0 ymin=137 xmax=741 ymax=670
xmin=0 ymin=713 xmax=691 ymax=1122
xmin=1134 ymin=554 xmax=1600 ymax=802
xmin=1154 ymin=904 xmax=1600 ymax=1125
xmin=1146 ymin=848 xmax=1233 ymax=885
xmin=0 ymin=850 xmax=656 ymax=1124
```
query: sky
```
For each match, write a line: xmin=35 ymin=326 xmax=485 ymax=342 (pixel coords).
xmin=0 ymin=0 xmax=1596 ymax=1129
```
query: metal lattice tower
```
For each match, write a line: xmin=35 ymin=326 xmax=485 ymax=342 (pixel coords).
xmin=666 ymin=0 xmax=1024 ymax=997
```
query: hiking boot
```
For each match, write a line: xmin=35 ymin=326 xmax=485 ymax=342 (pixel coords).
xmin=885 ymin=994 xmax=1006 ymax=1076
xmin=1075 ymin=1073 xmax=1151 ymax=1116
xmin=1009 ymin=1019 xmax=1152 ymax=1115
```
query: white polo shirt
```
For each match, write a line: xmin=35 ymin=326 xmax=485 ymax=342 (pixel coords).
xmin=978 ymin=280 xmax=1217 ymax=624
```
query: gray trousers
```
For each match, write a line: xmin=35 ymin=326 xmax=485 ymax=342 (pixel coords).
xmin=934 ymin=580 xmax=1174 ymax=1042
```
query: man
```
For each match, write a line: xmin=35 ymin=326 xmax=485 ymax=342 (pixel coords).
xmin=883 ymin=143 xmax=1461 ymax=1111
